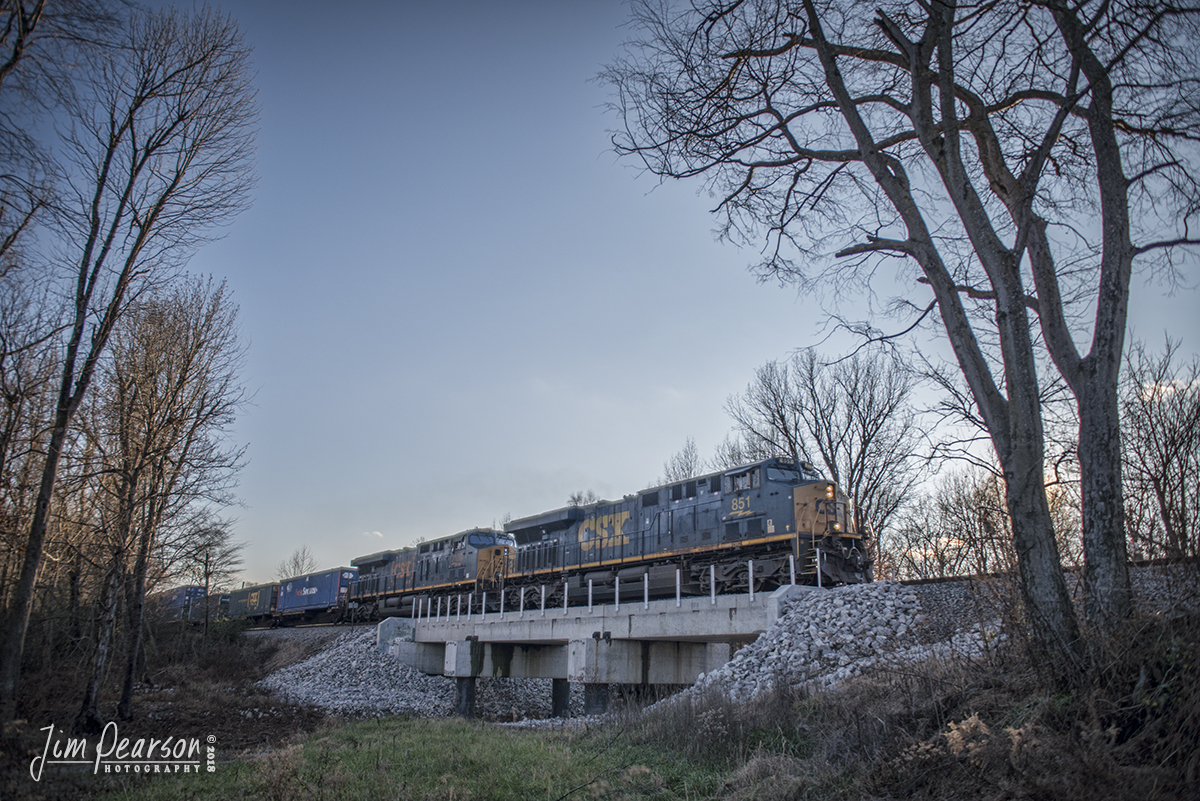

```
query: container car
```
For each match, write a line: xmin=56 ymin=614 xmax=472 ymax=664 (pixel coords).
xmin=276 ymin=567 xmax=358 ymax=621
xmin=228 ymin=582 xmax=279 ymax=623
xmin=153 ymin=585 xmax=207 ymax=622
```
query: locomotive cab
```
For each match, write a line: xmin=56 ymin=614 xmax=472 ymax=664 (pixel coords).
xmin=466 ymin=528 xmax=516 ymax=590
xmin=792 ymin=477 xmax=872 ymax=585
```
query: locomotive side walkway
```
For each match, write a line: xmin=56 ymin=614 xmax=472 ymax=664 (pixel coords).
xmin=378 ymin=584 xmax=815 ymax=715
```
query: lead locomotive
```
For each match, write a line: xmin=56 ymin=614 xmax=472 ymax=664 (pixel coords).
xmin=346 ymin=457 xmax=872 ymax=620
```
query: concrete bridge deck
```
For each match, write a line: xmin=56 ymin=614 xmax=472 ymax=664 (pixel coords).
xmin=379 ymin=584 xmax=815 ymax=715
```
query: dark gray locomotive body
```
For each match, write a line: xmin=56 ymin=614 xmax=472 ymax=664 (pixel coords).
xmin=349 ymin=528 xmax=514 ymax=618
xmin=348 ymin=457 xmax=871 ymax=619
xmin=504 ymin=457 xmax=871 ymax=608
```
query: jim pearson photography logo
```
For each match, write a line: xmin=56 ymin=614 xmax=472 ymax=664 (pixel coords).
xmin=29 ymin=722 xmax=216 ymax=781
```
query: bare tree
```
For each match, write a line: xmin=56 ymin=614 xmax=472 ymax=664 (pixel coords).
xmin=725 ymin=349 xmax=924 ymax=538
xmin=1 ymin=1 xmax=121 ymax=275
xmin=890 ymin=468 xmax=1013 ymax=580
xmin=890 ymin=464 xmax=1082 ymax=578
xmin=276 ymin=546 xmax=318 ymax=581
xmin=0 ymin=1 xmax=119 ymax=93
xmin=710 ymin=431 xmax=775 ymax=471
xmin=180 ymin=517 xmax=243 ymax=639
xmin=660 ymin=436 xmax=704 ymax=483
xmin=726 ymin=360 xmax=812 ymax=464
xmin=102 ymin=278 xmax=246 ymax=721
xmin=0 ymin=0 xmax=119 ymax=606
xmin=567 ymin=490 xmax=599 ymax=507
xmin=69 ymin=277 xmax=247 ymax=729
xmin=1122 ymin=339 xmax=1200 ymax=562
xmin=605 ymin=0 xmax=1200 ymax=673
xmin=75 ymin=535 xmax=124 ymax=732
xmin=0 ymin=5 xmax=257 ymax=722
xmin=0 ymin=277 xmax=57 ymax=603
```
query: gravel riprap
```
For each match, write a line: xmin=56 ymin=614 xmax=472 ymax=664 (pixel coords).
xmin=256 ymin=628 xmax=585 ymax=719
xmin=691 ymin=580 xmax=976 ymax=702
xmin=258 ymin=629 xmax=455 ymax=717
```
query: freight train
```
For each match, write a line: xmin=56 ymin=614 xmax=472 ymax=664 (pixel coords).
xmin=227 ymin=567 xmax=358 ymax=626
xmin=213 ymin=456 xmax=873 ymax=626
xmin=149 ymin=585 xmax=229 ymax=622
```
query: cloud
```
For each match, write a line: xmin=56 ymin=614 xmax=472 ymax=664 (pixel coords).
xmin=362 ymin=530 xmax=383 ymax=538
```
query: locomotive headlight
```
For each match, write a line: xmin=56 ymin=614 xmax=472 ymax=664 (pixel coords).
xmin=825 ymin=485 xmax=834 ymax=499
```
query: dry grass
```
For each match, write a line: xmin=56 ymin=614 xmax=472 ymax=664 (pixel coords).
xmin=851 ymin=609 xmax=1199 ymax=800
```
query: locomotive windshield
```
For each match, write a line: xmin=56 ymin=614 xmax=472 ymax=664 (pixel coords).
xmin=767 ymin=462 xmax=825 ymax=484
xmin=767 ymin=467 xmax=802 ymax=484
xmin=467 ymin=531 xmax=515 ymax=549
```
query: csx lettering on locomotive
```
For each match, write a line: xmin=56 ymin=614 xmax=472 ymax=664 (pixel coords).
xmin=578 ymin=511 xmax=631 ymax=553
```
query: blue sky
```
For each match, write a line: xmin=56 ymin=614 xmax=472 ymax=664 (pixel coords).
xmin=179 ymin=1 xmax=1198 ymax=583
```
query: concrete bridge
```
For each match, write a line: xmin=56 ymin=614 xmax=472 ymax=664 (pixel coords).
xmin=378 ymin=582 xmax=815 ymax=716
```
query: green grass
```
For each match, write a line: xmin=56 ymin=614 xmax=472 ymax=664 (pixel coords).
xmin=98 ymin=716 xmax=726 ymax=801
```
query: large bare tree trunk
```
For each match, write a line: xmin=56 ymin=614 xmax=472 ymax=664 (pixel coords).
xmin=1003 ymin=440 xmax=1081 ymax=670
xmin=0 ymin=411 xmax=70 ymax=720
xmin=118 ymin=499 xmax=155 ymax=720
xmin=1077 ymin=378 xmax=1132 ymax=627
xmin=77 ymin=557 xmax=122 ymax=734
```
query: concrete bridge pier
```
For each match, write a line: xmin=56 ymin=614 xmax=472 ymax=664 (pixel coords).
xmin=583 ymin=683 xmax=610 ymax=715
xmin=455 ymin=676 xmax=475 ymax=717
xmin=552 ymin=678 xmax=571 ymax=718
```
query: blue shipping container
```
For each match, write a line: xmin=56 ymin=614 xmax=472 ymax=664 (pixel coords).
xmin=158 ymin=585 xmax=207 ymax=621
xmin=277 ymin=567 xmax=358 ymax=613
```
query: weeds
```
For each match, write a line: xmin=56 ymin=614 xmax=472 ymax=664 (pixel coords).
xmin=872 ymin=609 xmax=1200 ymax=800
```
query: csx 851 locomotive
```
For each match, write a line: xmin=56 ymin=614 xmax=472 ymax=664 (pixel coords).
xmin=347 ymin=457 xmax=871 ymax=620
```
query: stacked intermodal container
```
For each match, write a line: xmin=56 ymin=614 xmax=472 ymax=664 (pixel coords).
xmin=228 ymin=582 xmax=278 ymax=620
xmin=276 ymin=567 xmax=358 ymax=616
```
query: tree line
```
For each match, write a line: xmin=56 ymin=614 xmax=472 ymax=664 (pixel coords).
xmin=0 ymin=1 xmax=256 ymax=729
xmin=659 ymin=343 xmax=1197 ymax=582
